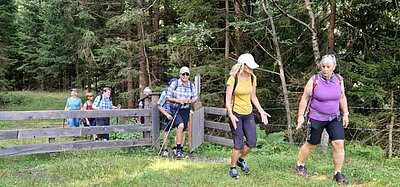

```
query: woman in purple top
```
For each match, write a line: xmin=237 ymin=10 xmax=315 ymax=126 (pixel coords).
xmin=295 ymin=54 xmax=350 ymax=184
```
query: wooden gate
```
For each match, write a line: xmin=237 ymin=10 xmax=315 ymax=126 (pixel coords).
xmin=189 ymin=105 xmax=233 ymax=152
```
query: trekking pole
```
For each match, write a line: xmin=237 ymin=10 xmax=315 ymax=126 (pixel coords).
xmin=158 ymin=103 xmax=182 ymax=155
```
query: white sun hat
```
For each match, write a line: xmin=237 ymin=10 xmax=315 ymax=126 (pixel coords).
xmin=237 ymin=53 xmax=259 ymax=69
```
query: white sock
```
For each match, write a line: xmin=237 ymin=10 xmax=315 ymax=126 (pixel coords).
xmin=334 ymin=171 xmax=341 ymax=175
xmin=297 ymin=161 xmax=304 ymax=167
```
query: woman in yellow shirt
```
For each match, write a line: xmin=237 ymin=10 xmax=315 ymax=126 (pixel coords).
xmin=226 ymin=53 xmax=271 ymax=179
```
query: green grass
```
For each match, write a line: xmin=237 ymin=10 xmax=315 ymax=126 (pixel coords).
xmin=0 ymin=91 xmax=399 ymax=186
xmin=0 ymin=142 xmax=399 ymax=186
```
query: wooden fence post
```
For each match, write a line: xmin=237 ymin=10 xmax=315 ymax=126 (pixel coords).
xmin=151 ymin=103 xmax=160 ymax=149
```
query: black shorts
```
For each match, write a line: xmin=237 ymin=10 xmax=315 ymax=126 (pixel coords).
xmin=306 ymin=117 xmax=345 ymax=145
xmin=173 ymin=108 xmax=190 ymax=132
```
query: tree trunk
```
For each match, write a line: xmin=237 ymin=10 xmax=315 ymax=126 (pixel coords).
xmin=304 ymin=0 xmax=320 ymax=66
xmin=137 ymin=0 xmax=148 ymax=99
xmin=75 ymin=57 xmax=79 ymax=88
xmin=344 ymin=0 xmax=355 ymax=57
xmin=151 ymin=0 xmax=160 ymax=86
xmin=225 ymin=0 xmax=230 ymax=79
xmin=327 ymin=0 xmax=336 ymax=54
xmin=388 ymin=91 xmax=394 ymax=159
xmin=234 ymin=0 xmax=242 ymax=54
xmin=225 ymin=0 xmax=230 ymax=60
xmin=262 ymin=0 xmax=293 ymax=143
xmin=127 ymin=24 xmax=134 ymax=108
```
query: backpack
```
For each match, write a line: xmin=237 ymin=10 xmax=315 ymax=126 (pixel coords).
xmin=226 ymin=74 xmax=255 ymax=108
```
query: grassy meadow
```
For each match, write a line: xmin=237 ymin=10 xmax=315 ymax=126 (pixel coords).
xmin=0 ymin=91 xmax=399 ymax=187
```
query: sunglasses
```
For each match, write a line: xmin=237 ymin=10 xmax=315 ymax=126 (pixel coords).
xmin=87 ymin=95 xmax=93 ymax=98
xmin=181 ymin=72 xmax=189 ymax=76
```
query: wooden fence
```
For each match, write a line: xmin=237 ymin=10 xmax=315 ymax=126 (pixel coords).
xmin=0 ymin=104 xmax=160 ymax=156
xmin=0 ymin=102 xmax=235 ymax=157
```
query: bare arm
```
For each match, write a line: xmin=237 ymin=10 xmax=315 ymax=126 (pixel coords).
xmin=339 ymin=80 xmax=349 ymax=128
xmin=296 ymin=78 xmax=313 ymax=129
xmin=250 ymin=86 xmax=271 ymax=125
xmin=158 ymin=105 xmax=173 ymax=120
xmin=81 ymin=102 xmax=89 ymax=123
xmin=64 ymin=99 xmax=69 ymax=110
xmin=225 ymin=84 xmax=238 ymax=129
xmin=225 ymin=84 xmax=234 ymax=117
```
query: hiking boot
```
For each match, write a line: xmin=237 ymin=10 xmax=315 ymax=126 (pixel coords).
xmin=295 ymin=164 xmax=308 ymax=177
xmin=236 ymin=159 xmax=250 ymax=174
xmin=175 ymin=149 xmax=184 ymax=159
xmin=229 ymin=167 xmax=239 ymax=179
xmin=162 ymin=149 xmax=169 ymax=157
xmin=333 ymin=172 xmax=349 ymax=185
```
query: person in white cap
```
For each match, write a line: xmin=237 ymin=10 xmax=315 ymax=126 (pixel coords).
xmin=225 ymin=53 xmax=270 ymax=179
xmin=166 ymin=66 xmax=197 ymax=159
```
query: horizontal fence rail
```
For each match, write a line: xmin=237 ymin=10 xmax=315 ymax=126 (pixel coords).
xmin=0 ymin=124 xmax=152 ymax=140
xmin=0 ymin=109 xmax=151 ymax=120
xmin=0 ymin=139 xmax=152 ymax=156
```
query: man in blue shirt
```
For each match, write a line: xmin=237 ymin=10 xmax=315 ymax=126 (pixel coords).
xmin=93 ymin=87 xmax=119 ymax=140
xmin=166 ymin=67 xmax=197 ymax=158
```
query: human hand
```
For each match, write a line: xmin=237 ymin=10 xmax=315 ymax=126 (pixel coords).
xmin=296 ymin=116 xmax=305 ymax=130
xmin=229 ymin=114 xmax=238 ymax=130
xmin=259 ymin=110 xmax=271 ymax=125
xmin=167 ymin=114 xmax=173 ymax=120
xmin=342 ymin=115 xmax=349 ymax=128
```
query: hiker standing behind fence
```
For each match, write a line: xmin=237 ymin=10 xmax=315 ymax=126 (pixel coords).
xmin=81 ymin=90 xmax=97 ymax=140
xmin=157 ymin=78 xmax=178 ymax=157
xmin=92 ymin=87 xmax=119 ymax=141
xmin=294 ymin=54 xmax=350 ymax=184
xmin=166 ymin=67 xmax=197 ymax=159
xmin=64 ymin=88 xmax=83 ymax=127
xmin=225 ymin=53 xmax=270 ymax=179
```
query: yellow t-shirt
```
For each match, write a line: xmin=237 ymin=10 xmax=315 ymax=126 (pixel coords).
xmin=227 ymin=75 xmax=257 ymax=115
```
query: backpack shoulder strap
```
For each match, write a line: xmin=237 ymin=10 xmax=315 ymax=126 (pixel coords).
xmin=232 ymin=74 xmax=239 ymax=96
xmin=174 ymin=79 xmax=179 ymax=91
xmin=335 ymin=74 xmax=343 ymax=84
xmin=252 ymin=74 xmax=254 ymax=85
xmin=310 ymin=73 xmax=318 ymax=96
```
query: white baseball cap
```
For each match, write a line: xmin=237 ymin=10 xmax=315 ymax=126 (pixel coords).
xmin=237 ymin=53 xmax=259 ymax=69
xmin=179 ymin=66 xmax=190 ymax=74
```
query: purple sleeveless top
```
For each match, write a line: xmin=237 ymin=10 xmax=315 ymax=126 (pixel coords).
xmin=309 ymin=73 xmax=342 ymax=121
